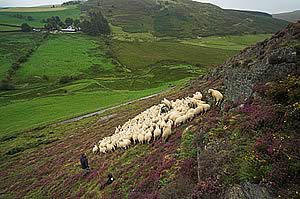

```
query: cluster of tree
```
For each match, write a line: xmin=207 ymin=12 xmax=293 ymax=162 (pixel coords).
xmin=21 ymin=23 xmax=32 ymax=32
xmin=80 ymin=10 xmax=111 ymax=36
xmin=5 ymin=48 xmax=35 ymax=81
xmin=11 ymin=14 xmax=34 ymax=21
xmin=0 ymin=34 xmax=48 ymax=91
xmin=0 ymin=49 xmax=34 ymax=90
xmin=42 ymin=16 xmax=80 ymax=30
xmin=62 ymin=1 xmax=82 ymax=6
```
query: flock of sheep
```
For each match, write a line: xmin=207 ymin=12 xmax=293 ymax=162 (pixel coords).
xmin=92 ymin=89 xmax=223 ymax=154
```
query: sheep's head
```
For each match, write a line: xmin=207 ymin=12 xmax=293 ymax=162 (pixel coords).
xmin=208 ymin=89 xmax=213 ymax=94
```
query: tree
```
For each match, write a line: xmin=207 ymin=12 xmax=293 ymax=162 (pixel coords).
xmin=74 ymin=19 xmax=80 ymax=27
xmin=27 ymin=16 xmax=33 ymax=21
xmin=65 ymin=17 xmax=74 ymax=27
xmin=80 ymin=9 xmax=111 ymax=36
xmin=21 ymin=23 xmax=32 ymax=32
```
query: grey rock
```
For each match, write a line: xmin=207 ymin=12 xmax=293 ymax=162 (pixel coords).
xmin=224 ymin=183 xmax=274 ymax=199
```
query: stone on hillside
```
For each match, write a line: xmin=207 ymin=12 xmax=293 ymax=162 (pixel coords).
xmin=224 ymin=182 xmax=274 ymax=199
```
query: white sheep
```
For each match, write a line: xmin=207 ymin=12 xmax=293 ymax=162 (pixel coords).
xmin=92 ymin=144 xmax=99 ymax=153
xmin=174 ymin=115 xmax=187 ymax=127
xmin=94 ymin=91 xmax=215 ymax=153
xmin=106 ymin=143 xmax=115 ymax=153
xmin=144 ymin=130 xmax=152 ymax=144
xmin=153 ymin=125 xmax=161 ymax=140
xmin=161 ymin=98 xmax=172 ymax=109
xmin=138 ymin=133 xmax=145 ymax=144
xmin=99 ymin=146 xmax=107 ymax=154
xmin=162 ymin=123 xmax=172 ymax=143
xmin=208 ymin=89 xmax=223 ymax=106
xmin=193 ymin=92 xmax=203 ymax=100
xmin=201 ymin=104 xmax=211 ymax=113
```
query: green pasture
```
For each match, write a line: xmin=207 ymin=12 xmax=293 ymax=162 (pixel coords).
xmin=0 ymin=6 xmax=80 ymax=29
xmin=0 ymin=81 xmax=177 ymax=136
xmin=180 ymin=34 xmax=272 ymax=50
xmin=16 ymin=34 xmax=116 ymax=82
xmin=111 ymin=25 xmax=157 ymax=42
xmin=112 ymin=40 xmax=238 ymax=73
xmin=0 ymin=25 xmax=20 ymax=31
xmin=0 ymin=32 xmax=44 ymax=79
xmin=0 ymin=6 xmax=68 ymax=13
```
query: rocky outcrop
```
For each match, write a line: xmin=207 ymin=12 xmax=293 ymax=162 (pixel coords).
xmin=224 ymin=183 xmax=274 ymax=199
xmin=212 ymin=22 xmax=300 ymax=102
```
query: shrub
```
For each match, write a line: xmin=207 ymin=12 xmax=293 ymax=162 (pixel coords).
xmin=179 ymin=158 xmax=198 ymax=182
xmin=239 ymin=101 xmax=278 ymax=129
xmin=11 ymin=63 xmax=21 ymax=70
xmin=21 ymin=23 xmax=32 ymax=32
xmin=266 ymin=75 xmax=300 ymax=105
xmin=284 ymin=102 xmax=300 ymax=130
xmin=191 ymin=177 xmax=222 ymax=199
xmin=18 ymin=55 xmax=28 ymax=63
xmin=159 ymin=176 xmax=194 ymax=199
xmin=0 ymin=80 xmax=15 ymax=91
xmin=254 ymin=132 xmax=282 ymax=159
xmin=58 ymin=75 xmax=76 ymax=84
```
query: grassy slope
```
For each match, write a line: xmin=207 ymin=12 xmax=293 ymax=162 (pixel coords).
xmin=0 ymin=83 xmax=173 ymax=136
xmin=0 ymin=6 xmax=80 ymax=28
xmin=273 ymin=10 xmax=300 ymax=22
xmin=94 ymin=0 xmax=287 ymax=37
xmin=180 ymin=34 xmax=272 ymax=50
xmin=0 ymin=32 xmax=44 ymax=79
xmin=112 ymin=40 xmax=237 ymax=73
xmin=16 ymin=34 xmax=115 ymax=82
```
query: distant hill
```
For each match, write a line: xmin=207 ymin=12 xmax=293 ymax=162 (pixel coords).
xmin=273 ymin=10 xmax=300 ymax=22
xmin=84 ymin=0 xmax=288 ymax=38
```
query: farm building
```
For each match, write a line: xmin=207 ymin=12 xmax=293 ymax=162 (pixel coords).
xmin=61 ymin=26 xmax=77 ymax=32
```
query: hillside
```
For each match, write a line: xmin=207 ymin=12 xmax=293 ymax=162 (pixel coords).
xmin=84 ymin=0 xmax=288 ymax=37
xmin=273 ymin=10 xmax=300 ymax=23
xmin=0 ymin=20 xmax=299 ymax=199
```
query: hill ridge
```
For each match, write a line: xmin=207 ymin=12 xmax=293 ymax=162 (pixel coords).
xmin=85 ymin=0 xmax=288 ymax=37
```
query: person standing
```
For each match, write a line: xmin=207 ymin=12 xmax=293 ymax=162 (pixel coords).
xmin=80 ymin=153 xmax=90 ymax=176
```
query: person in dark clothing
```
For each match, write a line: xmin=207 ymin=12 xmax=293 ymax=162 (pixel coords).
xmin=80 ymin=153 xmax=90 ymax=176
xmin=100 ymin=173 xmax=115 ymax=189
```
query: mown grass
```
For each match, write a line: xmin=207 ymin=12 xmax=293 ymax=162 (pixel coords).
xmin=0 ymin=6 xmax=80 ymax=28
xmin=180 ymin=34 xmax=272 ymax=50
xmin=15 ymin=34 xmax=116 ymax=82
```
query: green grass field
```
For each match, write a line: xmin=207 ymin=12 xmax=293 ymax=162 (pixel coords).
xmin=112 ymin=40 xmax=238 ymax=73
xmin=0 ymin=32 xmax=44 ymax=79
xmin=16 ymin=34 xmax=116 ymax=82
xmin=0 ymin=82 xmax=175 ymax=136
xmin=0 ymin=6 xmax=68 ymax=13
xmin=0 ymin=6 xmax=80 ymax=29
xmin=0 ymin=25 xmax=20 ymax=31
xmin=180 ymin=34 xmax=272 ymax=50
